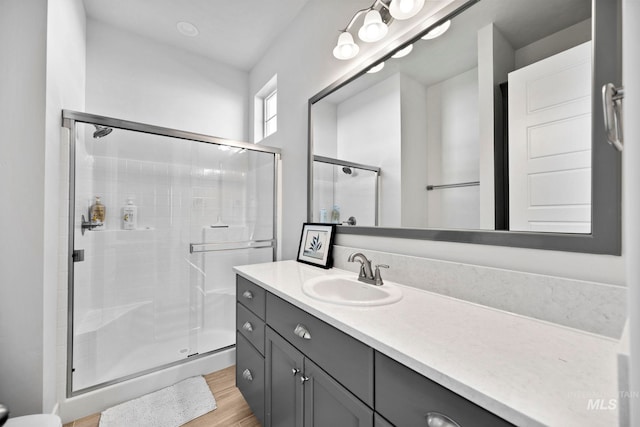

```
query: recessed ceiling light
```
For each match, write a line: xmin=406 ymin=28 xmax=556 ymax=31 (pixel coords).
xmin=177 ymin=21 xmax=199 ymax=37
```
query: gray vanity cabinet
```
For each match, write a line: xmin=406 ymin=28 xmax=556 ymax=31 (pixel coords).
xmin=375 ymin=352 xmax=514 ymax=427
xmin=236 ymin=274 xmax=513 ymax=427
xmin=265 ymin=326 xmax=372 ymax=427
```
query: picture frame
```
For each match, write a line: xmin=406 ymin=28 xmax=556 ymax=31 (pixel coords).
xmin=296 ymin=223 xmax=336 ymax=269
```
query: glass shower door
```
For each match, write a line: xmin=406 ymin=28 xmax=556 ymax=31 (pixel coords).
xmin=186 ymin=142 xmax=276 ymax=360
xmin=68 ymin=115 xmax=277 ymax=395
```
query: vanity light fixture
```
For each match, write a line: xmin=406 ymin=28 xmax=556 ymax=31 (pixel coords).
xmin=367 ymin=62 xmax=385 ymax=73
xmin=388 ymin=0 xmax=425 ymax=20
xmin=391 ymin=44 xmax=413 ymax=58
xmin=421 ymin=19 xmax=451 ymax=40
xmin=333 ymin=0 xmax=424 ymax=60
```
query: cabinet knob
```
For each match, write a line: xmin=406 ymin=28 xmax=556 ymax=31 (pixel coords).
xmin=242 ymin=321 xmax=254 ymax=332
xmin=300 ymin=375 xmax=310 ymax=384
xmin=242 ymin=290 xmax=254 ymax=299
xmin=425 ymin=412 xmax=461 ymax=427
xmin=242 ymin=368 xmax=253 ymax=382
xmin=291 ymin=368 xmax=300 ymax=376
xmin=294 ymin=323 xmax=311 ymax=340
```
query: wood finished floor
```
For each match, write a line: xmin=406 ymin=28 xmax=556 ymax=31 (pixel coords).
xmin=63 ymin=366 xmax=261 ymax=427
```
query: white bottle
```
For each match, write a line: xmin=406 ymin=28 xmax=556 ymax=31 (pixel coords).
xmin=122 ymin=198 xmax=137 ymax=230
xmin=319 ymin=208 xmax=328 ymax=223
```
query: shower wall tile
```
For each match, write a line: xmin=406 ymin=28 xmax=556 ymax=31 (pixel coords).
xmin=332 ymin=245 xmax=627 ymax=339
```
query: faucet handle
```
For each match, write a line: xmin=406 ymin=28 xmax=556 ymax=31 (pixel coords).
xmin=374 ymin=264 xmax=389 ymax=286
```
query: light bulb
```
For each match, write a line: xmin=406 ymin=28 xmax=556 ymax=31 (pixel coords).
xmin=422 ymin=20 xmax=451 ymax=40
xmin=358 ymin=10 xmax=388 ymax=42
xmin=391 ymin=44 xmax=413 ymax=59
xmin=333 ymin=32 xmax=359 ymax=60
xmin=367 ymin=62 xmax=385 ymax=73
xmin=399 ymin=0 xmax=413 ymax=13
xmin=389 ymin=0 xmax=425 ymax=20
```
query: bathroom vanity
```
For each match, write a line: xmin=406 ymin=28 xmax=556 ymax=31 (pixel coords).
xmin=234 ymin=261 xmax=619 ymax=427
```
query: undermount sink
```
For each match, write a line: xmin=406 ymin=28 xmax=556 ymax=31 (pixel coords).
xmin=302 ymin=274 xmax=403 ymax=306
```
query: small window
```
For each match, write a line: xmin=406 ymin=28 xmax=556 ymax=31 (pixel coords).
xmin=264 ymin=89 xmax=277 ymax=138
xmin=254 ymin=74 xmax=277 ymax=143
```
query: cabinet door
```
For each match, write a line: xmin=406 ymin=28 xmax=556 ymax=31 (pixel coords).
xmin=236 ymin=333 xmax=265 ymax=425
xmin=303 ymin=359 xmax=373 ymax=427
xmin=265 ymin=327 xmax=304 ymax=427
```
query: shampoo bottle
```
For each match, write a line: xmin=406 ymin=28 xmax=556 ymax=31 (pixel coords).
xmin=89 ymin=196 xmax=106 ymax=230
xmin=122 ymin=197 xmax=137 ymax=230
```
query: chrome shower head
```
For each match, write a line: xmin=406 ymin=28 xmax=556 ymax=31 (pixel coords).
xmin=342 ymin=166 xmax=352 ymax=175
xmin=93 ymin=125 xmax=113 ymax=139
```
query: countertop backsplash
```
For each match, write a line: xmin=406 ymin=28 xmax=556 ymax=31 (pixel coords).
xmin=332 ymin=245 xmax=626 ymax=339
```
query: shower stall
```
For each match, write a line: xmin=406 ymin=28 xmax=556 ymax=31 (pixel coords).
xmin=63 ymin=111 xmax=280 ymax=396
xmin=312 ymin=155 xmax=380 ymax=226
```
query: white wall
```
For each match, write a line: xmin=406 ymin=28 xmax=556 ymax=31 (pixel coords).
xmin=0 ymin=0 xmax=48 ymax=416
xmin=337 ymin=74 xmax=402 ymax=227
xmin=86 ymin=19 xmax=249 ymax=140
xmin=426 ymin=67 xmax=479 ymax=229
xmin=515 ymin=19 xmax=591 ymax=70
xmin=0 ymin=0 xmax=86 ymax=416
xmin=400 ymin=74 xmax=429 ymax=228
xmin=250 ymin=0 xmax=624 ymax=286
xmin=47 ymin=0 xmax=87 ymax=413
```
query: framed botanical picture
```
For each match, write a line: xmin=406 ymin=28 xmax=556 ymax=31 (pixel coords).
xmin=296 ymin=223 xmax=336 ymax=269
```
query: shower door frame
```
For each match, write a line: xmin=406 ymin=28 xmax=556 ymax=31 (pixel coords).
xmin=62 ymin=110 xmax=282 ymax=397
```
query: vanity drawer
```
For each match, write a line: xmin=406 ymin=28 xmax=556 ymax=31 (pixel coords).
xmin=237 ymin=275 xmax=266 ymax=319
xmin=375 ymin=352 xmax=514 ymax=427
xmin=237 ymin=302 xmax=265 ymax=355
xmin=236 ymin=333 xmax=265 ymax=425
xmin=266 ymin=293 xmax=374 ymax=407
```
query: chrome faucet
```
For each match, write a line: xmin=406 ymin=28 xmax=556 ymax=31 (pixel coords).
xmin=348 ymin=252 xmax=388 ymax=286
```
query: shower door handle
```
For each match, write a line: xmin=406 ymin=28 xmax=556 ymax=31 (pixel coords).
xmin=72 ymin=249 xmax=85 ymax=263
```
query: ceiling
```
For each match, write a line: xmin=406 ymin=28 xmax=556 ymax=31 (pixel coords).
xmin=83 ymin=0 xmax=311 ymax=71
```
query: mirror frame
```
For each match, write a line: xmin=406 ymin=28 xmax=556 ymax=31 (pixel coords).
xmin=308 ymin=0 xmax=621 ymax=255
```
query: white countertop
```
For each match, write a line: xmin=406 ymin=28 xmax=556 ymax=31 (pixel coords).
xmin=234 ymin=260 xmax=620 ymax=427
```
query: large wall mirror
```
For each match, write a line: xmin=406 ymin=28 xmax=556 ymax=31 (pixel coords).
xmin=308 ymin=0 xmax=621 ymax=254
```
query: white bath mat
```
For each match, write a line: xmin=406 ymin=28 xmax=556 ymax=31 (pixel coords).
xmin=99 ymin=376 xmax=216 ymax=427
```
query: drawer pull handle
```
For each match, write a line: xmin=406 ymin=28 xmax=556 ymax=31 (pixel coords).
xmin=242 ymin=290 xmax=254 ymax=299
xmin=294 ymin=324 xmax=311 ymax=340
xmin=292 ymin=368 xmax=300 ymax=376
xmin=300 ymin=375 xmax=310 ymax=384
xmin=425 ymin=412 xmax=461 ymax=427
xmin=242 ymin=322 xmax=254 ymax=332
xmin=242 ymin=369 xmax=253 ymax=382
